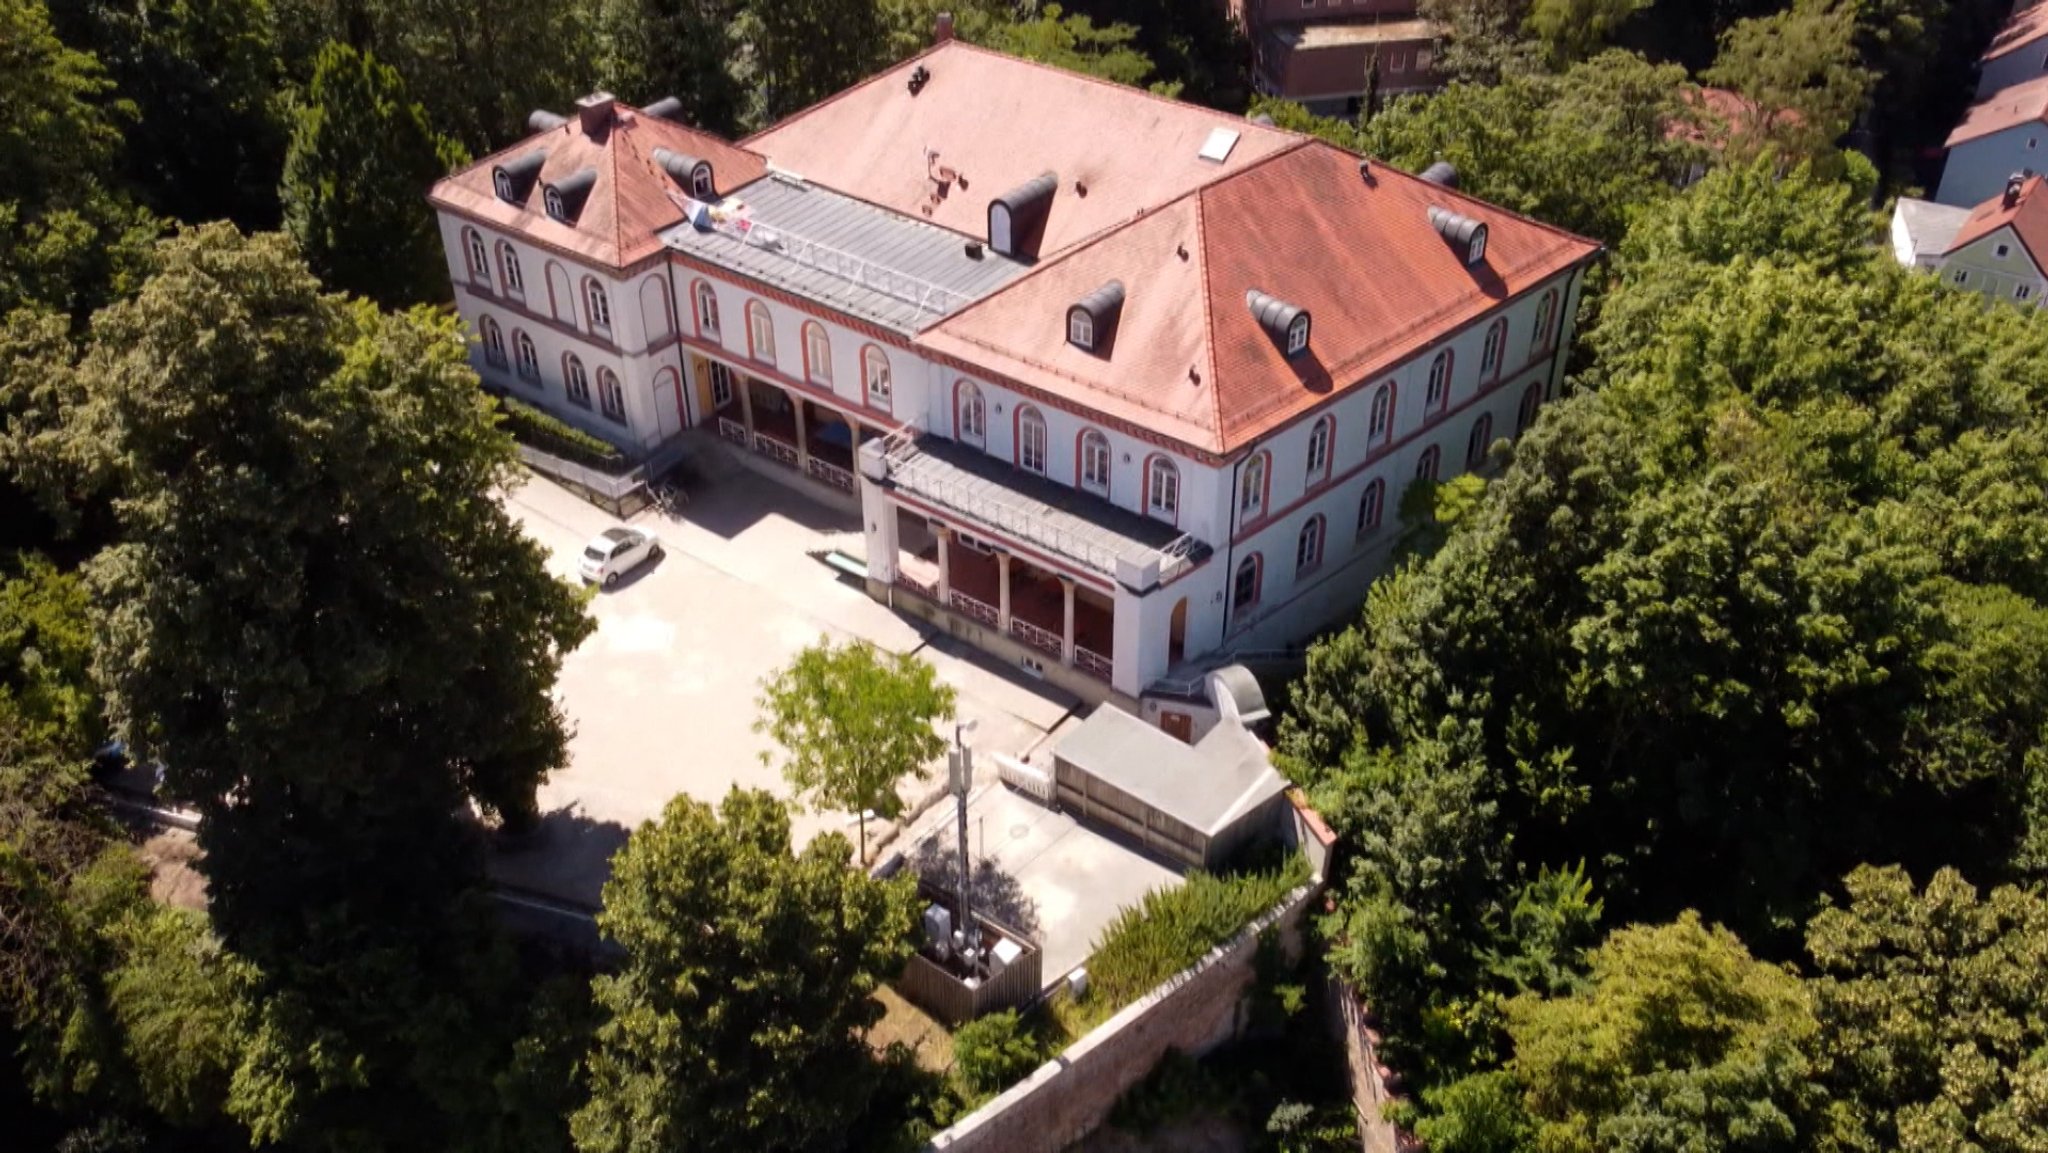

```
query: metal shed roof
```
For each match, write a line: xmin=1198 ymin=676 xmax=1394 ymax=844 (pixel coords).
xmin=1054 ymin=708 xmax=1288 ymax=837
xmin=662 ymin=173 xmax=1029 ymax=334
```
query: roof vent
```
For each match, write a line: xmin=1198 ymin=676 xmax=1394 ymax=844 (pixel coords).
xmin=1420 ymin=161 xmax=1460 ymax=188
xmin=542 ymin=167 xmax=598 ymax=224
xmin=1067 ymin=281 xmax=1125 ymax=353
xmin=988 ymin=171 xmax=1057 ymax=259
xmin=528 ymin=110 xmax=568 ymax=132
xmin=1429 ymin=205 xmax=1489 ymax=267
xmin=1248 ymin=112 xmax=1276 ymax=127
xmin=652 ymin=147 xmax=716 ymax=199
xmin=575 ymin=92 xmax=617 ymax=136
xmin=1199 ymin=127 xmax=1241 ymax=163
xmin=964 ymin=241 xmax=984 ymax=259
xmin=908 ymin=64 xmax=932 ymax=96
xmin=492 ymin=149 xmax=548 ymax=204
xmin=1358 ymin=158 xmax=1371 ymax=182
xmin=1246 ymin=289 xmax=1310 ymax=358
xmin=934 ymin=11 xmax=955 ymax=42
xmin=2006 ymin=170 xmax=2031 ymax=207
xmin=643 ymin=96 xmax=685 ymax=123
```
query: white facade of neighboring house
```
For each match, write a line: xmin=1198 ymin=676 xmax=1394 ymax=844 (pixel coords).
xmin=428 ymin=41 xmax=1602 ymax=720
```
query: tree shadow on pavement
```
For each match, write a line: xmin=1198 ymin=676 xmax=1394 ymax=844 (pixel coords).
xmin=905 ymin=831 xmax=1042 ymax=939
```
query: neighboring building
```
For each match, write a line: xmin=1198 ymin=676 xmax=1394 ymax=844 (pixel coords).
xmin=429 ymin=37 xmax=1600 ymax=715
xmin=1238 ymin=0 xmax=1444 ymax=116
xmin=1977 ymin=0 xmax=2048 ymax=98
xmin=1938 ymin=72 xmax=2048 ymax=205
xmin=1892 ymin=172 xmax=2048 ymax=307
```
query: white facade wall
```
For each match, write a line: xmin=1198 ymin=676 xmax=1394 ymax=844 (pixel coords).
xmin=1935 ymin=227 xmax=2048 ymax=306
xmin=1938 ymin=126 xmax=2048 ymax=206
xmin=438 ymin=212 xmax=689 ymax=452
xmin=672 ymin=268 xmax=914 ymax=426
xmin=1978 ymin=49 xmax=2048 ymax=100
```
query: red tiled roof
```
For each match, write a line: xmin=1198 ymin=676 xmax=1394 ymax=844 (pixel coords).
xmin=918 ymin=141 xmax=1599 ymax=457
xmin=742 ymin=40 xmax=1299 ymax=257
xmin=429 ymin=103 xmax=768 ymax=269
xmin=1985 ymin=0 xmax=2048 ymax=62
xmin=1945 ymin=173 xmax=2048 ymax=266
xmin=1946 ymin=73 xmax=2048 ymax=149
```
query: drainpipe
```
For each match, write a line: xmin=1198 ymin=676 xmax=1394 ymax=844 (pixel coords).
xmin=1214 ymin=448 xmax=1249 ymax=669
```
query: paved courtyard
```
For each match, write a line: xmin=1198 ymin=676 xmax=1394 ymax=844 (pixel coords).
xmin=488 ymin=465 xmax=1084 ymax=907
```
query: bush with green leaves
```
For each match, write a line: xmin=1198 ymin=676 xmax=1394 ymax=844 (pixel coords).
xmin=1086 ymin=854 xmax=1309 ymax=1013
xmin=495 ymin=395 xmax=628 ymax=470
xmin=949 ymin=1009 xmax=1046 ymax=1098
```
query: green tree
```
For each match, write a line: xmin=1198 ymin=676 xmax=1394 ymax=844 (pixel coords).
xmin=573 ymin=787 xmax=919 ymax=1153
xmin=103 ymin=906 xmax=257 ymax=1128
xmin=951 ymin=1008 xmax=1044 ymax=1098
xmin=738 ymin=0 xmax=886 ymax=127
xmin=1361 ymin=50 xmax=1696 ymax=246
xmin=1501 ymin=914 xmax=1827 ymax=1153
xmin=282 ymin=42 xmax=466 ymax=307
xmin=1703 ymin=0 xmax=1873 ymax=174
xmin=0 ymin=0 xmax=155 ymax=320
xmin=1417 ymin=0 xmax=1542 ymax=84
xmin=1522 ymin=0 xmax=1652 ymax=67
xmin=0 ymin=555 xmax=100 ymax=756
xmin=1805 ymin=866 xmax=2048 ymax=1152
xmin=7 ymin=224 xmax=593 ymax=1151
xmin=756 ymin=638 xmax=955 ymax=861
xmin=981 ymin=3 xmax=1166 ymax=93
xmin=597 ymin=0 xmax=747 ymax=135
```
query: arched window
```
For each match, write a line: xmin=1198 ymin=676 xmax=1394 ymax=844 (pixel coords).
xmin=1481 ymin=318 xmax=1507 ymax=379
xmin=480 ymin=316 xmax=507 ymax=367
xmin=1516 ymin=383 xmax=1543 ymax=434
xmin=1426 ymin=350 xmax=1452 ymax=413
xmin=1146 ymin=456 xmax=1180 ymax=523
xmin=1239 ymin=452 xmax=1269 ymax=521
xmin=1305 ymin=416 xmax=1334 ymax=484
xmin=1466 ymin=413 xmax=1493 ymax=468
xmin=1232 ymin=554 xmax=1262 ymax=614
xmin=695 ymin=282 xmax=720 ymax=336
xmin=863 ymin=346 xmax=892 ymax=405
xmin=692 ymin=167 xmax=714 ymax=198
xmin=956 ymin=381 xmax=985 ymax=446
xmin=1530 ymin=290 xmax=1557 ymax=357
xmin=1079 ymin=429 xmax=1111 ymax=496
xmin=1415 ymin=444 xmax=1440 ymax=482
xmin=585 ymin=280 xmax=612 ymax=332
xmin=803 ymin=322 xmax=832 ymax=385
xmin=746 ymin=301 xmax=775 ymax=362
xmin=598 ymin=368 xmax=627 ymax=424
xmin=1296 ymin=515 xmax=1326 ymax=576
xmin=1368 ymin=383 xmax=1394 ymax=444
xmin=1068 ymin=309 xmax=1093 ymax=348
xmin=464 ymin=228 xmax=488 ymax=278
xmin=1016 ymin=406 xmax=1048 ymax=474
xmin=565 ymin=355 xmax=591 ymax=407
xmin=514 ymin=330 xmax=540 ymax=381
xmin=499 ymin=244 xmax=524 ymax=295
xmin=1356 ymin=479 xmax=1386 ymax=538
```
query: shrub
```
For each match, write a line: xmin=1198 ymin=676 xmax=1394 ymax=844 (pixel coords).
xmin=950 ymin=1009 xmax=1045 ymax=1097
xmin=493 ymin=394 xmax=627 ymax=470
xmin=1086 ymin=853 xmax=1309 ymax=1012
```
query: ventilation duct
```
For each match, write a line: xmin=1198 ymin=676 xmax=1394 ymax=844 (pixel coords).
xmin=492 ymin=149 xmax=547 ymax=204
xmin=1419 ymin=161 xmax=1460 ymax=188
xmin=988 ymin=171 xmax=1058 ymax=259
xmin=528 ymin=110 xmax=568 ymax=132
xmin=542 ymin=167 xmax=598 ymax=223
xmin=643 ymin=96 xmax=685 ymax=122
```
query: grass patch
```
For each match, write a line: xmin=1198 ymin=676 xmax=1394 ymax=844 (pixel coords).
xmin=493 ymin=394 xmax=628 ymax=471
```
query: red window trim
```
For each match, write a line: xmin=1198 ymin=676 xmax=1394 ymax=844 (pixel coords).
xmin=861 ymin=344 xmax=893 ymax=403
xmin=1296 ymin=514 xmax=1327 ymax=577
xmin=801 ymin=320 xmax=832 ymax=386
xmin=1232 ymin=552 xmax=1264 ymax=615
xmin=1239 ymin=449 xmax=1274 ymax=531
xmin=1357 ymin=478 xmax=1386 ymax=535
xmin=1141 ymin=452 xmax=1182 ymax=528
xmin=1306 ymin=415 xmax=1337 ymax=490
xmin=954 ymin=378 xmax=986 ymax=443
xmin=1427 ymin=349 xmax=1454 ymax=416
xmin=1075 ymin=427 xmax=1113 ymax=494
xmin=690 ymin=278 xmax=719 ymax=338
xmin=1013 ymin=404 xmax=1048 ymax=474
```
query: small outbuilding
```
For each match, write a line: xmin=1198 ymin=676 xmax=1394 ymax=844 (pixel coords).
xmin=1052 ymin=708 xmax=1291 ymax=870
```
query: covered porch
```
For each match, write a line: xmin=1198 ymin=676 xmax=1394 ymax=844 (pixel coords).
xmin=895 ymin=515 xmax=1117 ymax=684
xmin=708 ymin=368 xmax=876 ymax=496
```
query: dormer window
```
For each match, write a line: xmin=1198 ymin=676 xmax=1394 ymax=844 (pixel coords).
xmin=1429 ymin=205 xmax=1489 ymax=268
xmin=494 ymin=171 xmax=514 ymax=200
xmin=491 ymin=149 xmax=547 ymax=205
xmin=1467 ymin=229 xmax=1487 ymax=265
xmin=1066 ymin=281 xmax=1124 ymax=353
xmin=1068 ymin=310 xmax=1094 ymax=349
xmin=654 ymin=148 xmax=717 ymax=201
xmin=541 ymin=168 xmax=598 ymax=224
xmin=1246 ymin=289 xmax=1310 ymax=358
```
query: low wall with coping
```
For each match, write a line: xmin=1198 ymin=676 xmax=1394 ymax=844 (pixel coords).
xmin=925 ymin=878 xmax=1323 ymax=1153
xmin=1327 ymin=977 xmax=1409 ymax=1153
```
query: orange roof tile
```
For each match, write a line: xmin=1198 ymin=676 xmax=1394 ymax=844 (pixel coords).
xmin=1945 ymin=173 xmax=2048 ymax=266
xmin=1985 ymin=0 xmax=2048 ymax=61
xmin=1946 ymin=73 xmax=2048 ymax=149
xmin=742 ymin=40 xmax=1298 ymax=258
xmin=918 ymin=142 xmax=1599 ymax=457
xmin=430 ymin=102 xmax=768 ymax=269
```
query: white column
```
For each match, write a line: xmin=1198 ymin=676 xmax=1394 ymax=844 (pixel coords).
xmin=794 ymin=398 xmax=810 ymax=470
xmin=936 ymin=526 xmax=952 ymax=602
xmin=1061 ymin=577 xmax=1076 ymax=665
xmin=997 ymin=553 xmax=1012 ymax=631
xmin=738 ymin=376 xmax=755 ymax=434
xmin=860 ymin=486 xmax=899 ymax=585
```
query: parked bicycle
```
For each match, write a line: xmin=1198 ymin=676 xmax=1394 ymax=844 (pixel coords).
xmin=648 ymin=479 xmax=688 ymax=517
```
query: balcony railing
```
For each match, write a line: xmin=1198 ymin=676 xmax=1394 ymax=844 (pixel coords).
xmin=752 ymin=432 xmax=799 ymax=469
xmin=807 ymin=456 xmax=855 ymax=493
xmin=1009 ymin=616 xmax=1063 ymax=659
xmin=896 ymin=572 xmax=936 ymax=602
xmin=949 ymin=590 xmax=998 ymax=628
xmin=1075 ymin=647 xmax=1113 ymax=683
xmin=717 ymin=417 xmax=749 ymax=447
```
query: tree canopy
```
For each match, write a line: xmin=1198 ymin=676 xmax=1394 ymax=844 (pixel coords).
xmin=574 ymin=788 xmax=919 ymax=1153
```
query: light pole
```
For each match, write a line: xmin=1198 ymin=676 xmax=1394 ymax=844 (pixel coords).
xmin=949 ymin=719 xmax=981 ymax=976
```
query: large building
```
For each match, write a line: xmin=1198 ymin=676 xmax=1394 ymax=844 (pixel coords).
xmin=1893 ymin=171 xmax=2048 ymax=307
xmin=1937 ymin=1 xmax=2048 ymax=205
xmin=1232 ymin=0 xmax=1445 ymax=116
xmin=428 ymin=36 xmax=1599 ymax=717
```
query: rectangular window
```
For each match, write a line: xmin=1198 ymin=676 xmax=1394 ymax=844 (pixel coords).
xmin=1389 ymin=50 xmax=1407 ymax=73
xmin=1952 ymin=269 xmax=1970 ymax=285
xmin=709 ymin=362 xmax=735 ymax=408
xmin=806 ymin=327 xmax=832 ymax=385
xmin=1416 ymin=48 xmax=1434 ymax=70
xmin=2018 ymin=284 xmax=2036 ymax=301
xmin=866 ymin=354 xmax=892 ymax=405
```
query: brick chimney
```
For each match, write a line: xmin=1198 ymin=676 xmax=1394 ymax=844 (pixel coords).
xmin=577 ymin=92 xmax=617 ymax=137
xmin=934 ymin=11 xmax=954 ymax=42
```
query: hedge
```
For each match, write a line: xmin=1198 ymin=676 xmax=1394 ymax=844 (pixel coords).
xmin=1084 ymin=852 xmax=1310 ymax=1014
xmin=494 ymin=394 xmax=628 ymax=471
